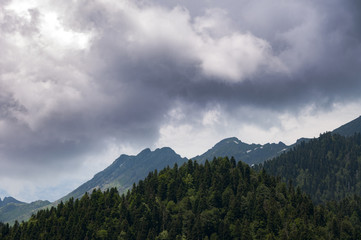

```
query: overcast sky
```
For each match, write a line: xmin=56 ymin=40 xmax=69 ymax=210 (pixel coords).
xmin=1 ymin=0 xmax=361 ymax=202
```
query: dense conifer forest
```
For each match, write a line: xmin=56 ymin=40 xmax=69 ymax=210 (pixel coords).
xmin=1 ymin=157 xmax=361 ymax=239
xmin=259 ymin=133 xmax=361 ymax=204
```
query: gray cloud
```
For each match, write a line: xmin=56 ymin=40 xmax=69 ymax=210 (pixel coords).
xmin=0 ymin=0 xmax=361 ymax=201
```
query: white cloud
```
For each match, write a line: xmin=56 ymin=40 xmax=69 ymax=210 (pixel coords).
xmin=196 ymin=32 xmax=284 ymax=81
xmin=79 ymin=1 xmax=285 ymax=82
xmin=39 ymin=11 xmax=92 ymax=51
xmin=156 ymin=101 xmax=361 ymax=159
xmin=155 ymin=106 xmax=230 ymax=157
xmin=202 ymin=108 xmax=221 ymax=126
xmin=194 ymin=8 xmax=234 ymax=38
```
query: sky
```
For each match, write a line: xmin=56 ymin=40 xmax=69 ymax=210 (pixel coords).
xmin=1 ymin=0 xmax=361 ymax=202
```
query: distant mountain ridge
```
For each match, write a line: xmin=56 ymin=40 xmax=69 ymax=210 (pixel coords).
xmin=0 ymin=198 xmax=50 ymax=224
xmin=63 ymin=138 xmax=291 ymax=201
xmin=0 ymin=138 xmax=325 ymax=224
xmin=192 ymin=137 xmax=288 ymax=165
xmin=60 ymin=147 xmax=188 ymax=202
xmin=0 ymin=197 xmax=24 ymax=208
xmin=3 ymin=115 xmax=361 ymax=224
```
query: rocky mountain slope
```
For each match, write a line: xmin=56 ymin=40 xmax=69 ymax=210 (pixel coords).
xmin=333 ymin=115 xmax=361 ymax=136
xmin=192 ymin=137 xmax=288 ymax=165
xmin=60 ymin=147 xmax=187 ymax=202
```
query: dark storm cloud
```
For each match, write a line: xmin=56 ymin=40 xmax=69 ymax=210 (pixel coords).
xmin=81 ymin=0 xmax=361 ymax=109
xmin=75 ymin=0 xmax=361 ymax=140
xmin=1 ymin=0 xmax=361 ymax=200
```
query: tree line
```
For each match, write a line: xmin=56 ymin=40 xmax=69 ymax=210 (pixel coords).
xmin=1 ymin=156 xmax=361 ymax=239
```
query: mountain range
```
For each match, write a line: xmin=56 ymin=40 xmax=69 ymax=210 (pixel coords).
xmin=60 ymin=138 xmax=291 ymax=205
xmin=59 ymin=147 xmax=188 ymax=202
xmin=4 ymin=157 xmax=361 ymax=239
xmin=1 ymin=115 xmax=361 ymax=224
xmin=193 ymin=137 xmax=288 ymax=165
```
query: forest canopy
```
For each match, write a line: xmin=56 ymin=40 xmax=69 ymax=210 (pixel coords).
xmin=1 ymin=157 xmax=361 ymax=239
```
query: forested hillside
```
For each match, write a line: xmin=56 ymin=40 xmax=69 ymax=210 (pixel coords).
xmin=0 ymin=200 xmax=50 ymax=224
xmin=1 ymin=158 xmax=361 ymax=239
xmin=259 ymin=132 xmax=361 ymax=204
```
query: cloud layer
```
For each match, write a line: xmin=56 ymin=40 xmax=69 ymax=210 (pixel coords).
xmin=1 ymin=0 xmax=361 ymax=201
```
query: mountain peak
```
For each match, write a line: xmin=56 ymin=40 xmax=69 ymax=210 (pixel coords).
xmin=136 ymin=147 xmax=180 ymax=158
xmin=193 ymin=137 xmax=289 ymax=165
xmin=0 ymin=196 xmax=24 ymax=207
xmin=220 ymin=137 xmax=242 ymax=143
xmin=214 ymin=137 xmax=244 ymax=147
xmin=137 ymin=148 xmax=151 ymax=156
xmin=154 ymin=147 xmax=178 ymax=155
xmin=61 ymin=146 xmax=187 ymax=201
xmin=156 ymin=146 xmax=174 ymax=151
